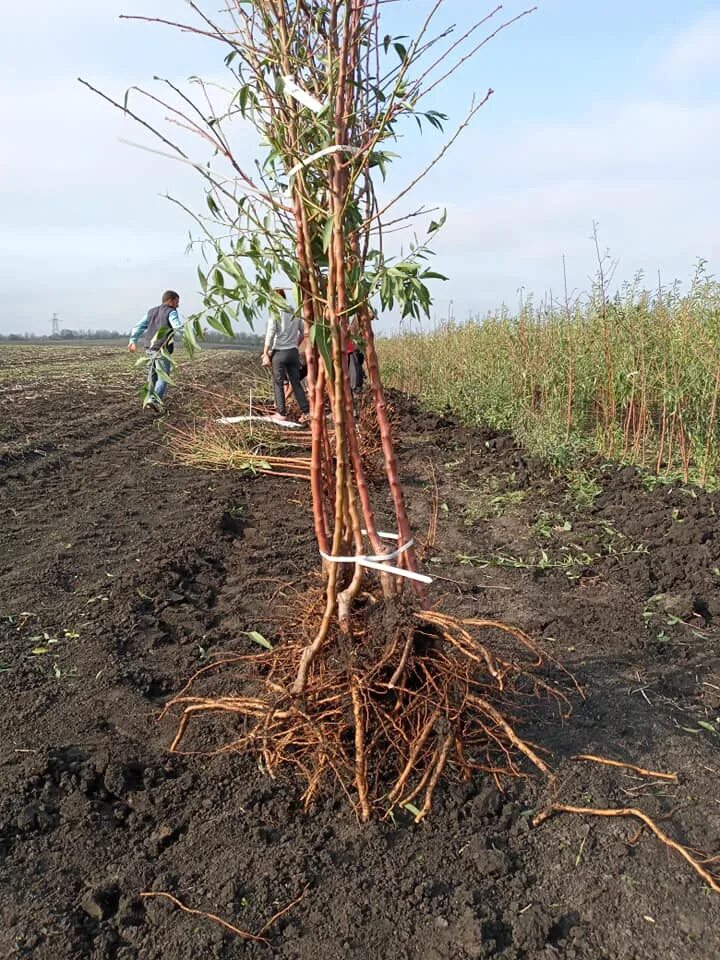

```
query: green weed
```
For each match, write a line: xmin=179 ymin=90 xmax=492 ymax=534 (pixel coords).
xmin=565 ymin=469 xmax=603 ymax=509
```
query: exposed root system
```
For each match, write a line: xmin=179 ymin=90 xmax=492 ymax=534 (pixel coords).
xmin=162 ymin=598 xmax=574 ymax=821
xmin=532 ymin=804 xmax=720 ymax=895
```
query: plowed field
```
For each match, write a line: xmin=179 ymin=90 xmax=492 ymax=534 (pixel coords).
xmin=1 ymin=343 xmax=718 ymax=959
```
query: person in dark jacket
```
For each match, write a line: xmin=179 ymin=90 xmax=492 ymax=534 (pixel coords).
xmin=262 ymin=288 xmax=309 ymax=423
xmin=128 ymin=290 xmax=182 ymax=411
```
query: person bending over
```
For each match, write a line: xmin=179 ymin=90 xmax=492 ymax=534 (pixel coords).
xmin=262 ymin=288 xmax=309 ymax=423
xmin=128 ymin=290 xmax=182 ymax=412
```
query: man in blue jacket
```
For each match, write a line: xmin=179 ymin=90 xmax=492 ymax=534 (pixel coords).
xmin=128 ymin=290 xmax=182 ymax=411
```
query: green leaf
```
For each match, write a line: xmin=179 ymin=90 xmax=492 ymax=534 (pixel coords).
xmin=31 ymin=647 xmax=49 ymax=655
xmin=183 ymin=317 xmax=202 ymax=357
xmin=207 ymin=314 xmax=231 ymax=337
xmin=245 ymin=630 xmax=273 ymax=650
xmin=219 ymin=309 xmax=234 ymax=338
xmin=698 ymin=720 xmax=718 ymax=735
xmin=219 ymin=257 xmax=246 ymax=285
xmin=403 ymin=802 xmax=422 ymax=818
xmin=153 ymin=353 xmax=175 ymax=384
xmin=310 ymin=321 xmax=333 ymax=374
xmin=423 ymin=110 xmax=447 ymax=131
xmin=428 ymin=209 xmax=447 ymax=235
xmin=238 ymin=83 xmax=250 ymax=115
xmin=393 ymin=42 xmax=408 ymax=63
xmin=321 ymin=216 xmax=334 ymax=253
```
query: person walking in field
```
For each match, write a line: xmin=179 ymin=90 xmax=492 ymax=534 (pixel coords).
xmin=127 ymin=290 xmax=183 ymax=412
xmin=262 ymin=288 xmax=309 ymax=424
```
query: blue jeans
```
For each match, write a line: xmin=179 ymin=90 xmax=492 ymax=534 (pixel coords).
xmin=146 ymin=350 xmax=171 ymax=403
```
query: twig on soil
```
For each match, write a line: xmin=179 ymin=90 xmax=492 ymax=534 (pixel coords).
xmin=571 ymin=754 xmax=679 ymax=782
xmin=140 ymin=886 xmax=308 ymax=943
xmin=256 ymin=885 xmax=309 ymax=936
xmin=140 ymin=891 xmax=269 ymax=943
xmin=532 ymin=804 xmax=720 ymax=895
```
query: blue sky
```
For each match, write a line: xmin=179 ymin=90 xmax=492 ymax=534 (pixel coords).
xmin=0 ymin=1 xmax=718 ymax=334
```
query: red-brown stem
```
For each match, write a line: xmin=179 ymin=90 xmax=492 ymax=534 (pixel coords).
xmin=290 ymin=189 xmax=330 ymax=554
xmin=359 ymin=306 xmax=427 ymax=603
xmin=700 ymin=367 xmax=720 ymax=486
xmin=656 ymin=400 xmax=667 ymax=475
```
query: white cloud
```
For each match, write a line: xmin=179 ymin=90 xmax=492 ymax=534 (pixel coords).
xmin=662 ymin=10 xmax=720 ymax=75
xmin=412 ymin=90 xmax=720 ymax=320
xmin=1 ymin=3 xmax=720 ymax=334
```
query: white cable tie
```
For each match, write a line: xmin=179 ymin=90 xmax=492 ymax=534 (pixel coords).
xmin=281 ymin=75 xmax=326 ymax=114
xmin=286 ymin=144 xmax=362 ymax=180
xmin=357 ymin=559 xmax=433 ymax=585
xmin=319 ymin=538 xmax=413 ymax=565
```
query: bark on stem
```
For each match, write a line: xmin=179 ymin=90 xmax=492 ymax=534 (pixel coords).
xmin=359 ymin=306 xmax=427 ymax=601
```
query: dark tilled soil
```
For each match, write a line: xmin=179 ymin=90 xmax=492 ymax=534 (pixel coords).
xmin=1 ymin=348 xmax=719 ymax=960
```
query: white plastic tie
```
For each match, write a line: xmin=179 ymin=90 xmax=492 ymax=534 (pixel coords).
xmin=320 ymin=537 xmax=413 ymax=565
xmin=286 ymin=144 xmax=361 ymax=180
xmin=281 ymin=75 xmax=326 ymax=114
xmin=357 ymin=559 xmax=433 ymax=585
xmin=319 ymin=530 xmax=433 ymax=585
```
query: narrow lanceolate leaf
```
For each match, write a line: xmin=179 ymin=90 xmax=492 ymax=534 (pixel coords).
xmin=321 ymin=216 xmax=334 ymax=253
xmin=238 ymin=83 xmax=250 ymax=115
xmin=219 ymin=309 xmax=234 ymax=338
xmin=428 ymin=209 xmax=447 ymax=235
xmin=245 ymin=630 xmax=273 ymax=650
xmin=310 ymin=321 xmax=333 ymax=374
xmin=207 ymin=314 xmax=230 ymax=337
xmin=698 ymin=720 xmax=718 ymax=735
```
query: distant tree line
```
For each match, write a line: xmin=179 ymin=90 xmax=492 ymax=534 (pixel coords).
xmin=0 ymin=330 xmax=126 ymax=341
xmin=203 ymin=329 xmax=264 ymax=348
xmin=0 ymin=329 xmax=265 ymax=347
